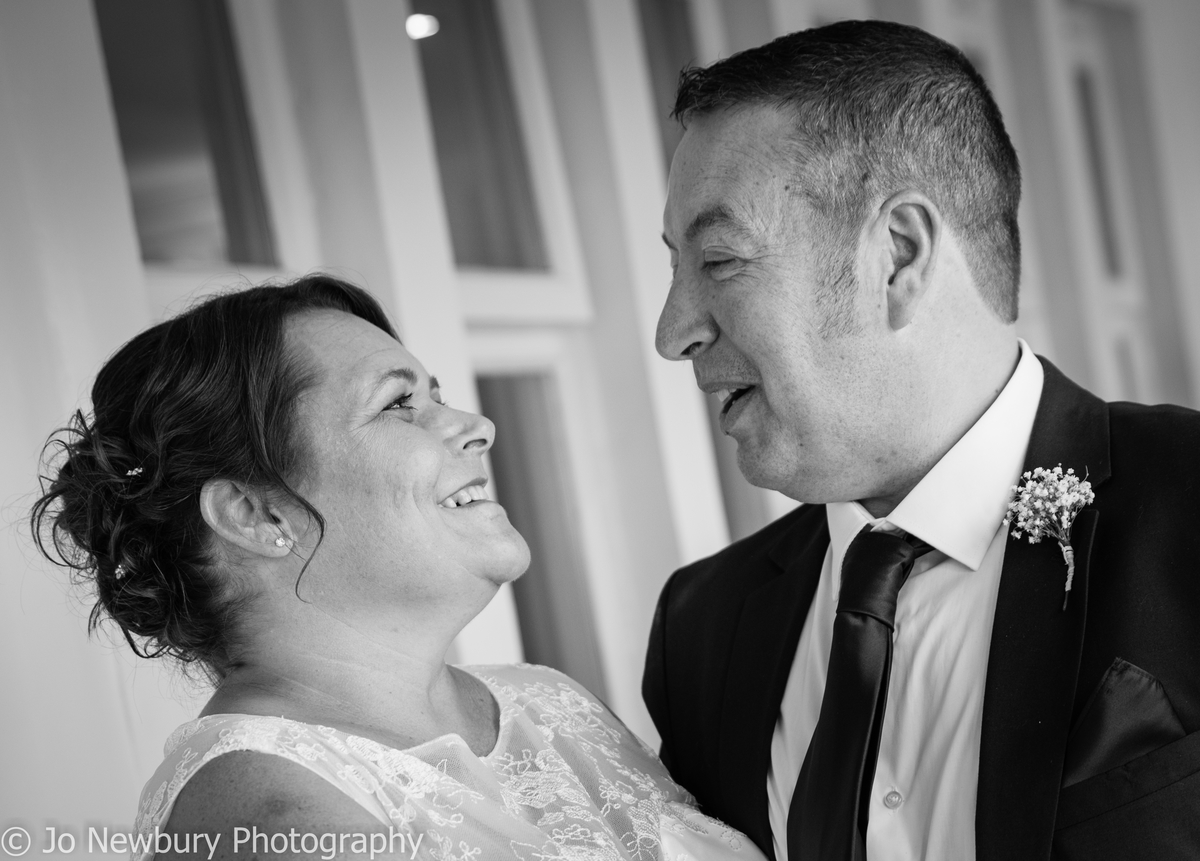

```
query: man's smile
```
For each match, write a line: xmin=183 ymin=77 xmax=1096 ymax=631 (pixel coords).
xmin=714 ymin=385 xmax=754 ymax=414
xmin=714 ymin=385 xmax=758 ymax=433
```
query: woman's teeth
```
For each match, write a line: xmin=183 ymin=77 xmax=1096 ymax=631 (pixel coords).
xmin=439 ymin=484 xmax=489 ymax=508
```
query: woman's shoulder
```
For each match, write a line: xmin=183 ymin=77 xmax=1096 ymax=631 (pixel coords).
xmin=149 ymin=749 xmax=388 ymax=861
xmin=134 ymin=715 xmax=394 ymax=861
xmin=143 ymin=713 xmax=346 ymax=797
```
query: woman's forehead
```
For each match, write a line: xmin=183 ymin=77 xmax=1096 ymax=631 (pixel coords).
xmin=288 ymin=310 xmax=424 ymax=389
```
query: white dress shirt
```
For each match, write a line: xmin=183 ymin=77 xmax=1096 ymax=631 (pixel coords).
xmin=767 ymin=340 xmax=1045 ymax=861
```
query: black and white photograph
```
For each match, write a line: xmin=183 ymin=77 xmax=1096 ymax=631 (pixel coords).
xmin=2 ymin=1 xmax=1199 ymax=859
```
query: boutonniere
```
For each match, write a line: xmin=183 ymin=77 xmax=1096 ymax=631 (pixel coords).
xmin=1005 ymin=465 xmax=1095 ymax=610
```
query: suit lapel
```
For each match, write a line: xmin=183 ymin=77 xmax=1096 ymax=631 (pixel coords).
xmin=718 ymin=506 xmax=829 ymax=856
xmin=976 ymin=359 xmax=1110 ymax=861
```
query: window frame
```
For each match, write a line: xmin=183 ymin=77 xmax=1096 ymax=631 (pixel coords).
xmin=454 ymin=0 xmax=592 ymax=324
xmin=1055 ymin=1 xmax=1158 ymax=401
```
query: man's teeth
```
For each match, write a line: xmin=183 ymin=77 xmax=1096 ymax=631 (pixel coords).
xmin=439 ymin=484 xmax=490 ymax=508
xmin=714 ymin=387 xmax=749 ymax=407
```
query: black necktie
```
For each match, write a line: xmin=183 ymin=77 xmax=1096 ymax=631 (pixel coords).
xmin=787 ymin=526 xmax=930 ymax=861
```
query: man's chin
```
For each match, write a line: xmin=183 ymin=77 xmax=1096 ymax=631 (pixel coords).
xmin=734 ymin=448 xmax=850 ymax=505
xmin=734 ymin=448 xmax=799 ymax=497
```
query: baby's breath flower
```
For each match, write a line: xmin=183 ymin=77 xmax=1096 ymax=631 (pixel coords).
xmin=1004 ymin=464 xmax=1095 ymax=610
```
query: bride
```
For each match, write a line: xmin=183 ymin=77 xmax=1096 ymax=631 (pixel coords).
xmin=32 ymin=275 xmax=765 ymax=861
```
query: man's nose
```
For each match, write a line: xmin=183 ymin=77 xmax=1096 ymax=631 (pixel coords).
xmin=655 ymin=277 xmax=717 ymax=360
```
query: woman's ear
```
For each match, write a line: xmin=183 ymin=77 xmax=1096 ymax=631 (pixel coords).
xmin=878 ymin=191 xmax=940 ymax=330
xmin=199 ymin=478 xmax=295 ymax=559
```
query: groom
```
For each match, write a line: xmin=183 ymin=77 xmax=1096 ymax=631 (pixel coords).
xmin=644 ymin=19 xmax=1200 ymax=861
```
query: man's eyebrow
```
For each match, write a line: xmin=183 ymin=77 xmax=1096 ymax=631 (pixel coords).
xmin=428 ymin=375 xmax=441 ymax=393
xmin=682 ymin=205 xmax=754 ymax=245
xmin=367 ymin=367 xmax=418 ymax=401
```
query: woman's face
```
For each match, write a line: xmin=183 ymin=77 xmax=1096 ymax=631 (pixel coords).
xmin=283 ymin=310 xmax=530 ymax=618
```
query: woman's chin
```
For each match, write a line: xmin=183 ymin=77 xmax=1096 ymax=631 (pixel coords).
xmin=485 ymin=534 xmax=532 ymax=585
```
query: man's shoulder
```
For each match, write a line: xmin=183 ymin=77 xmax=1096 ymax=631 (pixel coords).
xmin=1038 ymin=358 xmax=1200 ymax=487
xmin=1103 ymin=399 xmax=1200 ymax=505
xmin=1040 ymin=356 xmax=1200 ymax=453
xmin=1108 ymin=398 xmax=1200 ymax=444
xmin=663 ymin=502 xmax=825 ymax=608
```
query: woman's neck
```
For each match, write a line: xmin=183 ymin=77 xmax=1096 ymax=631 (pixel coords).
xmin=204 ymin=618 xmax=499 ymax=756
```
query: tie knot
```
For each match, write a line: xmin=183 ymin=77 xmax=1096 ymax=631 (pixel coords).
xmin=838 ymin=527 xmax=926 ymax=627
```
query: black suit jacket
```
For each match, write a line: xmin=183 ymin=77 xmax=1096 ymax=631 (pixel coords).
xmin=643 ymin=359 xmax=1200 ymax=860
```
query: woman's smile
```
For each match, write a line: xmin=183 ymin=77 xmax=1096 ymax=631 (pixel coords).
xmin=437 ymin=479 xmax=491 ymax=509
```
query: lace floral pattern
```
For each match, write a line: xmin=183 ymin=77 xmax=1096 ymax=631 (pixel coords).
xmin=133 ymin=664 xmax=765 ymax=861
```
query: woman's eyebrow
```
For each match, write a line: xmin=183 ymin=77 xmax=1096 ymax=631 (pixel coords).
xmin=367 ymin=367 xmax=418 ymax=401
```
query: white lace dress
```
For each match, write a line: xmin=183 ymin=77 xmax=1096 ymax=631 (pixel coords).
xmin=134 ymin=664 xmax=765 ymax=861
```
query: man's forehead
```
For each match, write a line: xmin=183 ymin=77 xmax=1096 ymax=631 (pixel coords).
xmin=679 ymin=104 xmax=796 ymax=165
xmin=662 ymin=203 xmax=757 ymax=248
xmin=664 ymin=164 xmax=789 ymax=249
xmin=665 ymin=107 xmax=798 ymax=241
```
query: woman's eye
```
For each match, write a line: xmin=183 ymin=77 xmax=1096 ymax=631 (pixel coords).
xmin=385 ymin=393 xmax=416 ymax=414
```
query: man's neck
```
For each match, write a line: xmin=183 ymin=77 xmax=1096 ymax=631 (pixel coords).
xmin=855 ymin=339 xmax=1023 ymax=520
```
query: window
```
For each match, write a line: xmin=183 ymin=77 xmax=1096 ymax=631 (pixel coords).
xmin=635 ymin=0 xmax=696 ymax=170
xmin=478 ymin=373 xmax=607 ymax=699
xmin=94 ymin=0 xmax=275 ymax=266
xmin=412 ymin=0 xmax=547 ymax=271
xmin=1073 ymin=66 xmax=1123 ymax=278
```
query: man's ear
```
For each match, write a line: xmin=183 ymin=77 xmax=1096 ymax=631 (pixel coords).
xmin=879 ymin=191 xmax=940 ymax=330
xmin=199 ymin=478 xmax=295 ymax=559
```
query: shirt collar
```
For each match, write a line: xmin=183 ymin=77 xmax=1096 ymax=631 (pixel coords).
xmin=826 ymin=340 xmax=1044 ymax=586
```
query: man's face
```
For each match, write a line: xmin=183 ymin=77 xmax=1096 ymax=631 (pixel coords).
xmin=657 ymin=105 xmax=893 ymax=504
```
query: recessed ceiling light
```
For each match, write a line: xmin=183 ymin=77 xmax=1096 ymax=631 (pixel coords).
xmin=406 ymin=14 xmax=440 ymax=40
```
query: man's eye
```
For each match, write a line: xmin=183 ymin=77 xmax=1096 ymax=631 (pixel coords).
xmin=703 ymin=256 xmax=740 ymax=274
xmin=702 ymin=247 xmax=740 ymax=266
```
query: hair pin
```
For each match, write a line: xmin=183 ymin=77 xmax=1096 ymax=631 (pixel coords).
xmin=114 ymin=564 xmax=127 ymax=580
xmin=126 ymin=467 xmax=144 ymax=477
xmin=274 ymin=536 xmax=289 ymax=548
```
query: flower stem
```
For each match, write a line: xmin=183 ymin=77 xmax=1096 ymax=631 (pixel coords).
xmin=1060 ymin=542 xmax=1075 ymax=611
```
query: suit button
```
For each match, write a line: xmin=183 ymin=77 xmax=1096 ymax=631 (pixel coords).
xmin=883 ymin=790 xmax=904 ymax=809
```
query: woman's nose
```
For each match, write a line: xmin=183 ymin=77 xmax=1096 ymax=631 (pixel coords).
xmin=439 ymin=405 xmax=494 ymax=455
xmin=656 ymin=277 xmax=717 ymax=360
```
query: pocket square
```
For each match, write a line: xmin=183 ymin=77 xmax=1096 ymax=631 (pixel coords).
xmin=1062 ymin=658 xmax=1185 ymax=787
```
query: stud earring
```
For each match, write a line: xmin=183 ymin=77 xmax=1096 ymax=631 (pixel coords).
xmin=274 ymin=535 xmax=289 ymax=548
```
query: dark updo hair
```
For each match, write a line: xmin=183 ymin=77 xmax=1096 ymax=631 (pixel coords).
xmin=30 ymin=274 xmax=397 ymax=679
